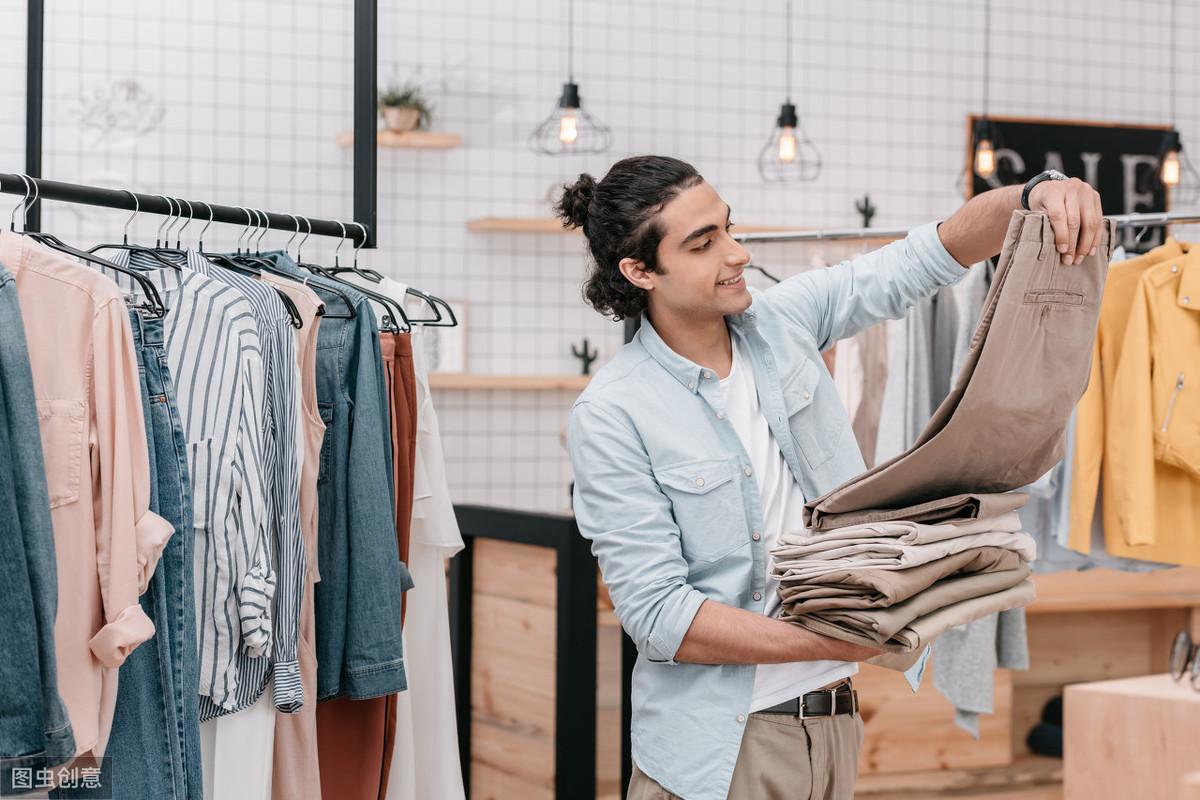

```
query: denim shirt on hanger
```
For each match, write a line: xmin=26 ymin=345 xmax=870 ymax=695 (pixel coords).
xmin=259 ymin=251 xmax=410 ymax=700
xmin=0 ymin=261 xmax=76 ymax=787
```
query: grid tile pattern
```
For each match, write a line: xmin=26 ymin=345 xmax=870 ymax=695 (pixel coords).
xmin=2 ymin=0 xmax=1198 ymax=512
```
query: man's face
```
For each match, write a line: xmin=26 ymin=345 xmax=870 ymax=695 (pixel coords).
xmin=639 ymin=181 xmax=752 ymax=321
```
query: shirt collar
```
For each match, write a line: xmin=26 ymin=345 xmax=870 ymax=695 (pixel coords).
xmin=636 ymin=291 xmax=764 ymax=394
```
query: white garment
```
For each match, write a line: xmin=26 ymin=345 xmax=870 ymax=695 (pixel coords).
xmin=201 ymin=680 xmax=275 ymax=800
xmin=832 ymin=335 xmax=863 ymax=421
xmin=720 ymin=336 xmax=857 ymax=712
xmin=385 ymin=315 xmax=467 ymax=800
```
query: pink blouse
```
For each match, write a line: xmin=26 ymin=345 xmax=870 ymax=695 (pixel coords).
xmin=0 ymin=231 xmax=173 ymax=757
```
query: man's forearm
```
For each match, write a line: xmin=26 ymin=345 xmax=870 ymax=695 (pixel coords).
xmin=935 ymin=184 xmax=1024 ymax=268
xmin=672 ymin=599 xmax=880 ymax=665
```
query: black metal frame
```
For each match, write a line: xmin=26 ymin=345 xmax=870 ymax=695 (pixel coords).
xmin=449 ymin=505 xmax=598 ymax=799
xmin=22 ymin=0 xmax=377 ymax=246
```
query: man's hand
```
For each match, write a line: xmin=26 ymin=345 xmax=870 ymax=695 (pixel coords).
xmin=1026 ymin=177 xmax=1104 ymax=266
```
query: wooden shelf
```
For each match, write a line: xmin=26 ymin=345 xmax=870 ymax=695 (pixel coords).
xmin=1028 ymin=566 xmax=1200 ymax=614
xmin=428 ymin=373 xmax=590 ymax=391
xmin=467 ymin=217 xmax=575 ymax=234
xmin=465 ymin=218 xmax=862 ymax=237
xmin=335 ymin=130 xmax=462 ymax=149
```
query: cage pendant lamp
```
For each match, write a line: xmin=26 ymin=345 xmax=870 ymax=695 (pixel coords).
xmin=1157 ymin=0 xmax=1198 ymax=199
xmin=973 ymin=0 xmax=997 ymax=180
xmin=758 ymin=0 xmax=820 ymax=182
xmin=529 ymin=0 xmax=612 ymax=155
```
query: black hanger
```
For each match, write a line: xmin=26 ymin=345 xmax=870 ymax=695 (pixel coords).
xmin=280 ymin=216 xmax=354 ymax=320
xmin=88 ymin=190 xmax=183 ymax=271
xmin=197 ymin=207 xmax=303 ymax=329
xmin=298 ymin=222 xmax=408 ymax=333
xmin=327 ymin=221 xmax=454 ymax=326
xmin=5 ymin=176 xmax=168 ymax=317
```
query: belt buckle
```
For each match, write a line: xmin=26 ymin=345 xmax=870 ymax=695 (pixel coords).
xmin=800 ymin=688 xmax=836 ymax=719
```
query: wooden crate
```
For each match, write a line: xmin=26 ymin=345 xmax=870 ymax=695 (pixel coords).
xmin=1064 ymin=674 xmax=1200 ymax=800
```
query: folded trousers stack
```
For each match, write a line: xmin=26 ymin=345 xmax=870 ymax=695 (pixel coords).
xmin=773 ymin=211 xmax=1115 ymax=660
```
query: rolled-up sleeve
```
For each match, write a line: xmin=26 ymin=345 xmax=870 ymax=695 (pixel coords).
xmin=88 ymin=298 xmax=171 ymax=667
xmin=569 ymin=401 xmax=706 ymax=663
xmin=762 ymin=221 xmax=968 ymax=351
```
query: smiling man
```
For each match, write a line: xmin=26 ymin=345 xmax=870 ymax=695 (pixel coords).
xmin=561 ymin=156 xmax=1102 ymax=800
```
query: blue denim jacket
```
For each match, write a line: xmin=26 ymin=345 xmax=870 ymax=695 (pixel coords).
xmin=567 ymin=222 xmax=965 ymax=800
xmin=0 ymin=261 xmax=76 ymax=783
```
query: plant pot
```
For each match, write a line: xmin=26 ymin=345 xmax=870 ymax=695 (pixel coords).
xmin=382 ymin=106 xmax=420 ymax=132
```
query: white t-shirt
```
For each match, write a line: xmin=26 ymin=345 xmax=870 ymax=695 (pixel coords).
xmin=719 ymin=336 xmax=858 ymax=712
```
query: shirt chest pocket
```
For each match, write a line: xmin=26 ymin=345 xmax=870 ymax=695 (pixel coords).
xmin=783 ymin=360 xmax=836 ymax=469
xmin=653 ymin=459 xmax=745 ymax=564
xmin=36 ymin=398 xmax=87 ymax=509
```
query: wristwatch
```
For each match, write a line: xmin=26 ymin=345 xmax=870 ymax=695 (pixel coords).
xmin=1021 ymin=169 xmax=1069 ymax=210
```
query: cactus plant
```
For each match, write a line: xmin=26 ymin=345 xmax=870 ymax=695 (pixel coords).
xmin=855 ymin=194 xmax=877 ymax=228
xmin=571 ymin=337 xmax=599 ymax=376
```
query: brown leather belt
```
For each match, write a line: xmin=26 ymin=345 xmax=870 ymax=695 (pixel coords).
xmin=757 ymin=678 xmax=858 ymax=718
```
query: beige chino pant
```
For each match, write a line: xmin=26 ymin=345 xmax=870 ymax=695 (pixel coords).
xmin=628 ymin=711 xmax=864 ymax=800
xmin=805 ymin=211 xmax=1114 ymax=531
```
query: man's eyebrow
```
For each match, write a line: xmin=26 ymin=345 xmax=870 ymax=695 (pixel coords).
xmin=680 ymin=224 xmax=719 ymax=247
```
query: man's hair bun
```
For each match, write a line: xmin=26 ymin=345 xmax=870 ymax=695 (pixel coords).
xmin=556 ymin=173 xmax=596 ymax=229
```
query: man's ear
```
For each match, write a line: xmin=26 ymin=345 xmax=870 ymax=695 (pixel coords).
xmin=618 ymin=257 xmax=655 ymax=292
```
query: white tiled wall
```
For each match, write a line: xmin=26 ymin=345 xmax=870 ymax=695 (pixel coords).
xmin=2 ymin=0 xmax=1198 ymax=513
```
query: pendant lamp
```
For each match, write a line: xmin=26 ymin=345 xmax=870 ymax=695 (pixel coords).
xmin=758 ymin=0 xmax=820 ymax=182
xmin=973 ymin=0 xmax=997 ymax=180
xmin=1157 ymin=0 xmax=1196 ymax=197
xmin=529 ymin=0 xmax=612 ymax=155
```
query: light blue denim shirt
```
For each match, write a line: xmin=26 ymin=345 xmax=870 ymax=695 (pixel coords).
xmin=568 ymin=222 xmax=966 ymax=800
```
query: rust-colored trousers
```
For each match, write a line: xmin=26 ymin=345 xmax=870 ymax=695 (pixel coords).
xmin=317 ymin=332 xmax=419 ymax=800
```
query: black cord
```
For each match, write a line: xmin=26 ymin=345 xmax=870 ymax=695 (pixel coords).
xmin=1169 ymin=0 xmax=1176 ymax=125
xmin=567 ymin=0 xmax=575 ymax=83
xmin=982 ymin=0 xmax=991 ymax=119
xmin=786 ymin=0 xmax=793 ymax=103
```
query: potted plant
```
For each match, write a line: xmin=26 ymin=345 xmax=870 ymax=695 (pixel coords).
xmin=378 ymin=83 xmax=432 ymax=132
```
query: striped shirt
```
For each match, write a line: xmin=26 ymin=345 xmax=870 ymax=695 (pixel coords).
xmin=107 ymin=250 xmax=274 ymax=711
xmin=185 ymin=254 xmax=306 ymax=718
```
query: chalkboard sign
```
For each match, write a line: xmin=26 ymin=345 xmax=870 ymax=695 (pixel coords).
xmin=967 ymin=116 xmax=1173 ymax=251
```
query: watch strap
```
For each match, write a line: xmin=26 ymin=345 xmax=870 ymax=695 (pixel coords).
xmin=1021 ymin=169 xmax=1068 ymax=210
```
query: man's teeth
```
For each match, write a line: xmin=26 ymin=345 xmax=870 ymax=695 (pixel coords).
xmin=718 ymin=276 xmax=741 ymax=285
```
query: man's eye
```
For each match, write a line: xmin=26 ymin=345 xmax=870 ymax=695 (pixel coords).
xmin=694 ymin=239 xmax=713 ymax=252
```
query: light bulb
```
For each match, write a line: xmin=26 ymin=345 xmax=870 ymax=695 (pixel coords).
xmin=559 ymin=109 xmax=579 ymax=145
xmin=974 ymin=138 xmax=996 ymax=179
xmin=778 ymin=128 xmax=797 ymax=163
xmin=1161 ymin=149 xmax=1181 ymax=186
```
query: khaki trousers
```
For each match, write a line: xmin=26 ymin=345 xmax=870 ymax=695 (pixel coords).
xmin=805 ymin=211 xmax=1114 ymax=531
xmin=627 ymin=711 xmax=864 ymax=800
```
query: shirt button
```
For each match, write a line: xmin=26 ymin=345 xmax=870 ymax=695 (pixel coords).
xmin=703 ymin=370 xmax=713 ymax=379
xmin=1184 ymin=296 xmax=1191 ymax=305
xmin=688 ymin=382 xmax=696 ymax=390
xmin=1171 ymin=264 xmax=1180 ymax=273
xmin=752 ymin=531 xmax=761 ymax=541
xmin=694 ymin=477 xmax=705 ymax=487
xmin=736 ymin=714 xmax=746 ymax=723
xmin=744 ymin=467 xmax=753 ymax=477
xmin=753 ymin=591 xmax=763 ymax=601
xmin=717 ymin=410 xmax=726 ymax=419
xmin=802 ymin=391 xmax=811 ymax=401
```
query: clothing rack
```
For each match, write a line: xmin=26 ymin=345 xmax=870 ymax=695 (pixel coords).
xmin=0 ymin=173 xmax=366 ymax=244
xmin=21 ymin=0 xmax=378 ymax=245
xmin=733 ymin=210 xmax=1200 ymax=244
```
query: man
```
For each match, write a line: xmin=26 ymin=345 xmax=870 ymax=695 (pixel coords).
xmin=561 ymin=156 xmax=1102 ymax=800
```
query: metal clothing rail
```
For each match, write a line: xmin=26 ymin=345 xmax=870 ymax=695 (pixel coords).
xmin=733 ymin=210 xmax=1200 ymax=244
xmin=24 ymin=0 xmax=377 ymax=246
xmin=0 ymin=174 xmax=366 ymax=244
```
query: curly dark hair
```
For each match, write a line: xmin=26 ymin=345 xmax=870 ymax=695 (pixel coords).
xmin=556 ymin=156 xmax=704 ymax=321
